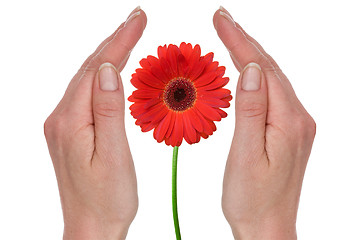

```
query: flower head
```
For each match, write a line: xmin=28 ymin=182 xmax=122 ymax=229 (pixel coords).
xmin=128 ymin=43 xmax=232 ymax=147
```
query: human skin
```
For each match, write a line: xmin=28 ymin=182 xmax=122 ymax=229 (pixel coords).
xmin=44 ymin=7 xmax=147 ymax=240
xmin=213 ymin=6 xmax=316 ymax=240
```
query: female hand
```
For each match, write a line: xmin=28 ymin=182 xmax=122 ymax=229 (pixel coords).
xmin=214 ymin=7 xmax=316 ymax=240
xmin=44 ymin=7 xmax=146 ymax=240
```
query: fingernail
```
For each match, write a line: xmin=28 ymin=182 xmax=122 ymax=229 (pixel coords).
xmin=131 ymin=6 xmax=141 ymax=14
xmin=219 ymin=9 xmax=236 ymax=27
xmin=219 ymin=6 xmax=232 ymax=17
xmin=125 ymin=7 xmax=141 ymax=26
xmin=99 ymin=63 xmax=119 ymax=91
xmin=241 ymin=63 xmax=262 ymax=91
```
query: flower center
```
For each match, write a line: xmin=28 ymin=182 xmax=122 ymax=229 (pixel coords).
xmin=164 ymin=78 xmax=196 ymax=111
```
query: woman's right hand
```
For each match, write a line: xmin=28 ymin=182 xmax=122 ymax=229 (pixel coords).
xmin=213 ymin=7 xmax=316 ymax=240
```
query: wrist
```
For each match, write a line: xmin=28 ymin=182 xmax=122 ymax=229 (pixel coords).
xmin=230 ymin=216 xmax=297 ymax=240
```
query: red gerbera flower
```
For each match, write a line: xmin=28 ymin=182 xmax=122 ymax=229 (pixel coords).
xmin=128 ymin=42 xmax=232 ymax=147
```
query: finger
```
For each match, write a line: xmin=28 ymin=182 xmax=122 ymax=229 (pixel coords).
xmin=92 ymin=63 xmax=130 ymax=158
xmin=64 ymin=6 xmax=144 ymax=100
xmin=213 ymin=7 xmax=281 ymax=74
xmin=73 ymin=7 xmax=146 ymax=101
xmin=75 ymin=7 xmax=142 ymax=78
xmin=231 ymin=63 xmax=268 ymax=163
xmin=213 ymin=7 xmax=306 ymax=124
xmin=54 ymin=7 xmax=147 ymax=124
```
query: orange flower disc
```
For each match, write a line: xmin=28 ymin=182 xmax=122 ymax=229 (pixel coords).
xmin=128 ymin=43 xmax=232 ymax=147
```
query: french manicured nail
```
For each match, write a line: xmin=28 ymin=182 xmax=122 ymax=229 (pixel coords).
xmin=219 ymin=7 xmax=236 ymax=27
xmin=99 ymin=63 xmax=119 ymax=91
xmin=125 ymin=6 xmax=141 ymax=26
xmin=241 ymin=63 xmax=262 ymax=91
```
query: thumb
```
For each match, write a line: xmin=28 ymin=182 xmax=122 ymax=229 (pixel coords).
xmin=93 ymin=62 xmax=128 ymax=151
xmin=233 ymin=62 xmax=268 ymax=150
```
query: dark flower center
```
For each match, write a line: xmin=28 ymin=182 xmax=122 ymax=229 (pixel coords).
xmin=164 ymin=78 xmax=196 ymax=111
xmin=174 ymin=89 xmax=186 ymax=102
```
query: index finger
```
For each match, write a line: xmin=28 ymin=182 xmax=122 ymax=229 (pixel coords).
xmin=52 ymin=7 xmax=147 ymax=124
xmin=213 ymin=7 xmax=310 ymax=125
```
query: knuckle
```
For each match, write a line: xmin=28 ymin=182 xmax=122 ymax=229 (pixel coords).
xmin=43 ymin=113 xmax=68 ymax=140
xmin=292 ymin=114 xmax=316 ymax=137
xmin=117 ymin=41 xmax=132 ymax=53
xmin=307 ymin=116 xmax=317 ymax=137
xmin=237 ymin=100 xmax=266 ymax=118
xmin=94 ymin=101 xmax=123 ymax=118
xmin=76 ymin=55 xmax=103 ymax=78
xmin=43 ymin=117 xmax=53 ymax=139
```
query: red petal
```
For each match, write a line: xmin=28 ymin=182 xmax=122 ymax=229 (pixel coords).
xmin=153 ymin=112 xmax=172 ymax=143
xmin=195 ymin=101 xmax=221 ymax=121
xmin=187 ymin=44 xmax=201 ymax=67
xmin=176 ymin=138 xmax=183 ymax=146
xmin=135 ymin=119 xmax=144 ymax=126
xmin=144 ymin=98 xmax=161 ymax=109
xmin=141 ymin=122 xmax=156 ymax=132
xmin=208 ymin=120 xmax=217 ymax=131
xmin=141 ymin=104 xmax=168 ymax=123
xmin=133 ymin=102 xmax=160 ymax=120
xmin=183 ymin=130 xmax=191 ymax=144
xmin=187 ymin=108 xmax=203 ymax=132
xmin=198 ymin=77 xmax=229 ymax=91
xmin=147 ymin=55 xmax=161 ymax=68
xmin=197 ymin=89 xmax=231 ymax=99
xmin=130 ymin=102 xmax=146 ymax=112
xmin=222 ymin=95 xmax=233 ymax=102
xmin=202 ymin=52 xmax=214 ymax=65
xmin=166 ymin=45 xmax=180 ymax=76
xmin=216 ymin=66 xmax=226 ymax=77
xmin=196 ymin=131 xmax=201 ymax=142
xmin=132 ymin=89 xmax=161 ymax=99
xmin=131 ymin=77 xmax=157 ymax=90
xmin=165 ymin=137 xmax=171 ymax=146
xmin=131 ymin=102 xmax=160 ymax=119
xmin=200 ymin=132 xmax=209 ymax=139
xmin=194 ymin=71 xmax=218 ymax=87
xmin=128 ymin=97 xmax=148 ymax=103
xmin=140 ymin=58 xmax=151 ymax=70
xmin=189 ymin=52 xmax=214 ymax=80
xmin=180 ymin=42 xmax=193 ymax=61
xmin=128 ymin=95 xmax=136 ymax=102
xmin=157 ymin=45 xmax=168 ymax=59
xmin=172 ymin=112 xmax=184 ymax=146
xmin=216 ymin=108 xmax=228 ymax=118
xmin=183 ymin=112 xmax=197 ymax=143
xmin=203 ymin=61 xmax=219 ymax=73
xmin=131 ymin=107 xmax=147 ymax=119
xmin=193 ymin=108 xmax=214 ymax=136
xmin=160 ymin=57 xmax=175 ymax=79
xmin=153 ymin=109 xmax=169 ymax=124
xmin=188 ymin=60 xmax=206 ymax=80
xmin=136 ymin=69 xmax=165 ymax=89
xmin=151 ymin=65 xmax=170 ymax=83
xmin=200 ymin=98 xmax=230 ymax=108
xmin=177 ymin=54 xmax=189 ymax=77
xmin=165 ymin=111 xmax=176 ymax=138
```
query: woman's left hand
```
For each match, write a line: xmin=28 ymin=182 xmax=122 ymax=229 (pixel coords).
xmin=44 ymin=7 xmax=147 ymax=240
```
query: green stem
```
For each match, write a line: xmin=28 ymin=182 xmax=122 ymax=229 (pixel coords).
xmin=172 ymin=146 xmax=181 ymax=240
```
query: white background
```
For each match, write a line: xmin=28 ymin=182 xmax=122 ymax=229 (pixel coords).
xmin=0 ymin=0 xmax=359 ymax=239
